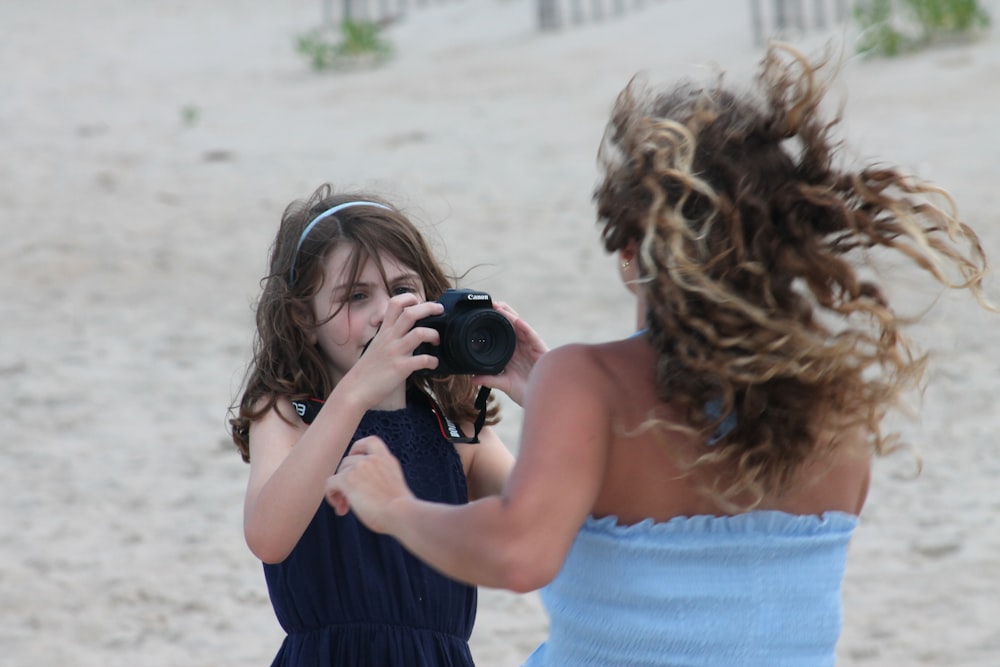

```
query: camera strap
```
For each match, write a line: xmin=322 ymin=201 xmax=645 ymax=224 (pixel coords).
xmin=290 ymin=397 xmax=325 ymax=424
xmin=427 ymin=386 xmax=491 ymax=445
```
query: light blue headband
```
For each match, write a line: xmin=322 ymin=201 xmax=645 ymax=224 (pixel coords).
xmin=288 ymin=200 xmax=392 ymax=284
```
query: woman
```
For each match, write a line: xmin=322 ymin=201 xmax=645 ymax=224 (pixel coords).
xmin=324 ymin=45 xmax=992 ymax=665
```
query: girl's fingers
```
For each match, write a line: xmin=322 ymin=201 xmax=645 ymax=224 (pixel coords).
xmin=384 ymin=294 xmax=444 ymax=332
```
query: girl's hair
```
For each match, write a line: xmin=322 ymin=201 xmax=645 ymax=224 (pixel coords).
xmin=230 ymin=183 xmax=498 ymax=462
xmin=594 ymin=44 xmax=991 ymax=507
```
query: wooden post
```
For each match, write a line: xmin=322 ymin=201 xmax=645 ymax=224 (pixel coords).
xmin=814 ymin=0 xmax=826 ymax=30
xmin=751 ymin=0 xmax=764 ymax=45
xmin=538 ymin=0 xmax=561 ymax=30
xmin=775 ymin=0 xmax=789 ymax=33
xmin=591 ymin=0 xmax=603 ymax=22
xmin=835 ymin=0 xmax=848 ymax=24
xmin=322 ymin=0 xmax=336 ymax=25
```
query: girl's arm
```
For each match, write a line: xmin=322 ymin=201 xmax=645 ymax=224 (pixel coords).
xmin=244 ymin=391 xmax=367 ymax=564
xmin=457 ymin=301 xmax=545 ymax=499
xmin=456 ymin=426 xmax=515 ymax=500
xmin=244 ymin=295 xmax=444 ymax=564
xmin=326 ymin=344 xmax=610 ymax=591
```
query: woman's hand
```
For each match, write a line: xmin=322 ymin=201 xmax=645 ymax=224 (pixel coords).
xmin=326 ymin=436 xmax=414 ymax=534
xmin=473 ymin=301 xmax=547 ymax=406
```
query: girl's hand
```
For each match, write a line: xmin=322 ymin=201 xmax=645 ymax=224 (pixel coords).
xmin=473 ymin=302 xmax=547 ymax=406
xmin=325 ymin=437 xmax=413 ymax=534
xmin=339 ymin=294 xmax=444 ymax=408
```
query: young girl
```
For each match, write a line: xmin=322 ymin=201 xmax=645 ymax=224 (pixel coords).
xmin=323 ymin=45 xmax=994 ymax=666
xmin=229 ymin=184 xmax=545 ymax=666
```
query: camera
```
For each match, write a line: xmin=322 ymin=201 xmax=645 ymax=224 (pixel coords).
xmin=414 ymin=289 xmax=516 ymax=376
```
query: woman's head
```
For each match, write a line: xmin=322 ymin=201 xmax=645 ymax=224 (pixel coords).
xmin=594 ymin=44 xmax=990 ymax=505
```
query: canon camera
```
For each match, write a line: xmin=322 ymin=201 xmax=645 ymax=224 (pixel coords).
xmin=415 ymin=289 xmax=515 ymax=376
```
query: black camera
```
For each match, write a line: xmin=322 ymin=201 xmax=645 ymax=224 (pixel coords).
xmin=414 ymin=289 xmax=516 ymax=376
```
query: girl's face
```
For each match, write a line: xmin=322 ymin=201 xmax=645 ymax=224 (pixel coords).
xmin=310 ymin=244 xmax=426 ymax=384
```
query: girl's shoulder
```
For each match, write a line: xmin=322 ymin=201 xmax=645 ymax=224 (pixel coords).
xmin=251 ymin=393 xmax=297 ymax=418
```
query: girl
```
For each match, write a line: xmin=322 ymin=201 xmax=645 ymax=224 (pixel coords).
xmin=229 ymin=184 xmax=545 ymax=666
xmin=324 ymin=45 xmax=994 ymax=666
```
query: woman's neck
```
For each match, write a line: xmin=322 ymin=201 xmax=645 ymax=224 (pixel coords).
xmin=634 ymin=292 xmax=648 ymax=331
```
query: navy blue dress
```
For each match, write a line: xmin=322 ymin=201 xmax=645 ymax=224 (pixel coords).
xmin=263 ymin=392 xmax=477 ymax=666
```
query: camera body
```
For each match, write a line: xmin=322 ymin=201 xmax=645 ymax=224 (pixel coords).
xmin=415 ymin=289 xmax=516 ymax=376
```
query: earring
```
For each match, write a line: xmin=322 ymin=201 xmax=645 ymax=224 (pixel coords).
xmin=621 ymin=259 xmax=631 ymax=270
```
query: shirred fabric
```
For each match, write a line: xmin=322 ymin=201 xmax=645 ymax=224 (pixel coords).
xmin=263 ymin=394 xmax=476 ymax=666
xmin=523 ymin=511 xmax=858 ymax=667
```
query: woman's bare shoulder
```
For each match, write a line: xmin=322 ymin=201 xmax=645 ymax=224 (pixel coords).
xmin=532 ymin=341 xmax=621 ymax=383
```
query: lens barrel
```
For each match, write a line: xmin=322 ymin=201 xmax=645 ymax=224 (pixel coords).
xmin=447 ymin=310 xmax=515 ymax=375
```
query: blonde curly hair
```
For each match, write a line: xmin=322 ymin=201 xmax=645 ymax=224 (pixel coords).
xmin=594 ymin=44 xmax=991 ymax=507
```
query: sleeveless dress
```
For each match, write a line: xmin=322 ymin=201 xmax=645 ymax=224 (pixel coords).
xmin=263 ymin=392 xmax=477 ymax=666
xmin=523 ymin=511 xmax=858 ymax=667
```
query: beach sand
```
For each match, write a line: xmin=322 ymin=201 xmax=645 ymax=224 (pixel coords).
xmin=2 ymin=0 xmax=999 ymax=664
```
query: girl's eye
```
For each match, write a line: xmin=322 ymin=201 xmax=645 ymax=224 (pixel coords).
xmin=349 ymin=291 xmax=367 ymax=302
xmin=393 ymin=285 xmax=417 ymax=296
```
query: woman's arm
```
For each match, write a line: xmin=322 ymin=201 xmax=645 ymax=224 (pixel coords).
xmin=326 ymin=344 xmax=611 ymax=591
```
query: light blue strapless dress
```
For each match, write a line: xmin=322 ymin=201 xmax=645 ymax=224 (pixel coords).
xmin=522 ymin=511 xmax=858 ymax=667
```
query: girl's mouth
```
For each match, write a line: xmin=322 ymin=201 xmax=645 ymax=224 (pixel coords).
xmin=361 ymin=325 xmax=380 ymax=357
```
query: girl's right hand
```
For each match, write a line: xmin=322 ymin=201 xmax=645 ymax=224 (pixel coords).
xmin=339 ymin=293 xmax=444 ymax=408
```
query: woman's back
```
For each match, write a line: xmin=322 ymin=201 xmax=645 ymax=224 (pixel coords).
xmin=586 ymin=335 xmax=871 ymax=525
xmin=520 ymin=336 xmax=868 ymax=666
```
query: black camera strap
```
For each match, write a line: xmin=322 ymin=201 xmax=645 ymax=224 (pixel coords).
xmin=290 ymin=397 xmax=325 ymax=425
xmin=427 ymin=386 xmax=491 ymax=445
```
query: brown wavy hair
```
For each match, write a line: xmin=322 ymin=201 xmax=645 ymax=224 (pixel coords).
xmin=229 ymin=184 xmax=498 ymax=462
xmin=594 ymin=44 xmax=992 ymax=506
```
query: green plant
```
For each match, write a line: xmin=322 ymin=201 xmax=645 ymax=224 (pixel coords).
xmin=908 ymin=0 xmax=990 ymax=31
xmin=180 ymin=105 xmax=200 ymax=128
xmin=854 ymin=0 xmax=991 ymax=56
xmin=295 ymin=20 xmax=393 ymax=71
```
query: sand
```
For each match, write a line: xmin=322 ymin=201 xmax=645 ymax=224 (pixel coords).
xmin=2 ymin=0 xmax=999 ymax=664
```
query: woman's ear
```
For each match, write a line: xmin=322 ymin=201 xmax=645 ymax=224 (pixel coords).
xmin=619 ymin=240 xmax=637 ymax=268
xmin=618 ymin=241 xmax=640 ymax=293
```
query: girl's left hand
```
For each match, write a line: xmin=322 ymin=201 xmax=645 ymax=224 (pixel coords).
xmin=326 ymin=437 xmax=413 ymax=534
xmin=473 ymin=302 xmax=547 ymax=406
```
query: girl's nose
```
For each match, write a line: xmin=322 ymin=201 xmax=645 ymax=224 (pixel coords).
xmin=369 ymin=293 xmax=390 ymax=328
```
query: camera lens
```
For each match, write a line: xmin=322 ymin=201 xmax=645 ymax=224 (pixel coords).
xmin=449 ymin=310 xmax=515 ymax=375
xmin=468 ymin=328 xmax=495 ymax=356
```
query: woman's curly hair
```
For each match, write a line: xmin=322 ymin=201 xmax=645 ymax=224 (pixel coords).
xmin=229 ymin=184 xmax=499 ymax=462
xmin=594 ymin=44 xmax=991 ymax=507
